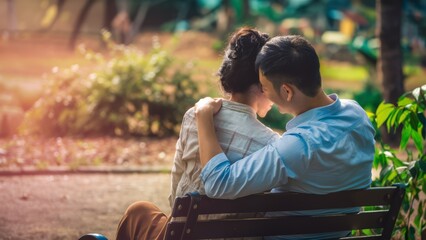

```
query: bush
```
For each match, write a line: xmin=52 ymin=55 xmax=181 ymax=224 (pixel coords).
xmin=259 ymin=105 xmax=291 ymax=131
xmin=353 ymin=82 xmax=383 ymax=112
xmin=369 ymin=85 xmax=426 ymax=239
xmin=21 ymin=35 xmax=200 ymax=137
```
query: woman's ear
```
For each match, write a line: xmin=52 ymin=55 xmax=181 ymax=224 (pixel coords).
xmin=280 ymin=84 xmax=293 ymax=102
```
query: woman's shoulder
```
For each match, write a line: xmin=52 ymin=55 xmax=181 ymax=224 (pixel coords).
xmin=182 ymin=106 xmax=196 ymax=120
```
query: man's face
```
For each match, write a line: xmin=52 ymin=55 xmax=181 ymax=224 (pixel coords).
xmin=259 ymin=70 xmax=288 ymax=114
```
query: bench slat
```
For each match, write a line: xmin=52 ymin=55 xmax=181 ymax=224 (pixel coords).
xmin=168 ymin=211 xmax=388 ymax=239
xmin=171 ymin=187 xmax=399 ymax=217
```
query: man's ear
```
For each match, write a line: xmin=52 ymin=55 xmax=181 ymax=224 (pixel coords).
xmin=279 ymin=84 xmax=293 ymax=102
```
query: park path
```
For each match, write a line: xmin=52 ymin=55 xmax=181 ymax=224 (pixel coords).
xmin=0 ymin=173 xmax=171 ymax=240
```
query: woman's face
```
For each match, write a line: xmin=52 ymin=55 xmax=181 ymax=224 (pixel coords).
xmin=256 ymin=90 xmax=274 ymax=118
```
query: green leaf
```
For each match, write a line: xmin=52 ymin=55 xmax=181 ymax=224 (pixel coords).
xmin=411 ymin=129 xmax=424 ymax=153
xmin=408 ymin=226 xmax=416 ymax=240
xmin=361 ymin=229 xmax=373 ymax=235
xmin=392 ymin=157 xmax=406 ymax=168
xmin=414 ymin=202 xmax=423 ymax=229
xmin=423 ymin=176 xmax=426 ymax=192
xmin=401 ymin=125 xmax=411 ymax=149
xmin=419 ymin=158 xmax=426 ymax=173
xmin=373 ymin=151 xmax=381 ymax=169
xmin=409 ymin=112 xmax=420 ymax=130
xmin=390 ymin=109 xmax=403 ymax=133
xmin=398 ymin=170 xmax=409 ymax=182
xmin=376 ymin=102 xmax=395 ymax=127
xmin=391 ymin=108 xmax=402 ymax=124
xmin=388 ymin=169 xmax=398 ymax=182
xmin=409 ymin=162 xmax=418 ymax=178
xmin=387 ymin=110 xmax=396 ymax=133
xmin=398 ymin=110 xmax=411 ymax=125
xmin=373 ymin=148 xmax=389 ymax=169
xmin=402 ymin=198 xmax=410 ymax=212
xmin=398 ymin=96 xmax=415 ymax=107
xmin=404 ymin=103 xmax=418 ymax=113
xmin=380 ymin=165 xmax=392 ymax=180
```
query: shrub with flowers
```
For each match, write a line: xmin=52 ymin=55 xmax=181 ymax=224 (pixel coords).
xmin=21 ymin=34 xmax=199 ymax=137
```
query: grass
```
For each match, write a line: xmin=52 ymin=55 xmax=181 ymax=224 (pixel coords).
xmin=321 ymin=61 xmax=369 ymax=82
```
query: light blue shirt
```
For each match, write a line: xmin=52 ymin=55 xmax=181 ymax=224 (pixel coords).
xmin=200 ymin=94 xmax=375 ymax=239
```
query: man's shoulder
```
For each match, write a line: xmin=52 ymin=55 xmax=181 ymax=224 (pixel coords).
xmin=338 ymin=99 xmax=374 ymax=130
xmin=340 ymin=99 xmax=367 ymax=115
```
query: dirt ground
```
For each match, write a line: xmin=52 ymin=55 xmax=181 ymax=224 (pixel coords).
xmin=0 ymin=136 xmax=178 ymax=170
xmin=0 ymin=173 xmax=171 ymax=240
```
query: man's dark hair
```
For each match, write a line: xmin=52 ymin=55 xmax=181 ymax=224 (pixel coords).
xmin=255 ymin=35 xmax=321 ymax=97
xmin=218 ymin=27 xmax=270 ymax=93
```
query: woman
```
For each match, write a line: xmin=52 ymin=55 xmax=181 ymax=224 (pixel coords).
xmin=169 ymin=27 xmax=279 ymax=206
xmin=116 ymin=27 xmax=279 ymax=240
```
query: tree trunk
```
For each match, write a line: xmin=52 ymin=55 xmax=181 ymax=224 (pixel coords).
xmin=217 ymin=0 xmax=233 ymax=34
xmin=243 ymin=0 xmax=250 ymax=21
xmin=6 ymin=0 xmax=17 ymax=37
xmin=69 ymin=0 xmax=96 ymax=49
xmin=104 ymin=0 xmax=117 ymax=31
xmin=376 ymin=0 xmax=405 ymax=146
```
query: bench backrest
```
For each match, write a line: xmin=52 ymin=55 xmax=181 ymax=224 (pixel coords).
xmin=165 ymin=185 xmax=406 ymax=240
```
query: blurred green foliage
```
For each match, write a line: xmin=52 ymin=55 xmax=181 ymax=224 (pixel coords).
xmin=21 ymin=33 xmax=200 ymax=137
xmin=353 ymin=82 xmax=383 ymax=112
xmin=212 ymin=39 xmax=225 ymax=54
xmin=259 ymin=105 xmax=291 ymax=132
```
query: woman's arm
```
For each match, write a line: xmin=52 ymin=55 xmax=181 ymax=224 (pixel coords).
xmin=195 ymin=97 xmax=223 ymax=167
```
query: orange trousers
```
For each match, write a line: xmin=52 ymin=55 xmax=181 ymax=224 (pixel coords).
xmin=116 ymin=201 xmax=170 ymax=240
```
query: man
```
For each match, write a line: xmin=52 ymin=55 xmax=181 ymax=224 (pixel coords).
xmin=114 ymin=28 xmax=278 ymax=240
xmin=195 ymin=35 xmax=375 ymax=239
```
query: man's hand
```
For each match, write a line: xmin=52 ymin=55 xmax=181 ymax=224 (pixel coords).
xmin=195 ymin=97 xmax=223 ymax=116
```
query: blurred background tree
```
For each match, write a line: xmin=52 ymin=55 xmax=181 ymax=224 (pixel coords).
xmin=376 ymin=0 xmax=405 ymax=146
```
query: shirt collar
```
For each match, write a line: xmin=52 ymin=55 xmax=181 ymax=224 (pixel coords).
xmin=221 ymin=99 xmax=256 ymax=118
xmin=286 ymin=94 xmax=340 ymax=130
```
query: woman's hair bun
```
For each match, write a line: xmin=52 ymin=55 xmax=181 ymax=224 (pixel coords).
xmin=228 ymin=28 xmax=269 ymax=60
xmin=218 ymin=27 xmax=270 ymax=93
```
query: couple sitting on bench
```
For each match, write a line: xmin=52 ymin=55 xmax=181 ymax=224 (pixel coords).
xmin=90 ymin=28 xmax=394 ymax=240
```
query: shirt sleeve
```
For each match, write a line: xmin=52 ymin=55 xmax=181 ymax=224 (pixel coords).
xmin=200 ymin=134 xmax=309 ymax=199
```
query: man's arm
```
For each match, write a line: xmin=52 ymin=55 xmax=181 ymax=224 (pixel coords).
xmin=200 ymin=143 xmax=291 ymax=199
xmin=195 ymin=97 xmax=223 ymax=167
xmin=198 ymin=132 xmax=308 ymax=199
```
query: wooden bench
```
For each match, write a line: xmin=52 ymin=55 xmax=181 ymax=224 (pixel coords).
xmin=165 ymin=184 xmax=406 ymax=240
xmin=79 ymin=184 xmax=405 ymax=240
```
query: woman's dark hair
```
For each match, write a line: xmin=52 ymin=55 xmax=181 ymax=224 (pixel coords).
xmin=255 ymin=35 xmax=321 ymax=97
xmin=217 ymin=27 xmax=270 ymax=93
